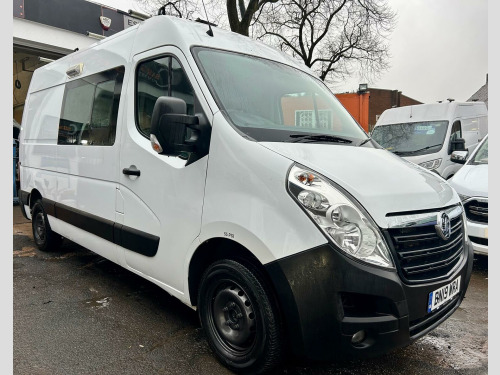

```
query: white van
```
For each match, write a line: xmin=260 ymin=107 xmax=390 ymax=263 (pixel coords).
xmin=19 ymin=16 xmax=473 ymax=373
xmin=448 ymin=135 xmax=488 ymax=255
xmin=371 ymin=102 xmax=488 ymax=179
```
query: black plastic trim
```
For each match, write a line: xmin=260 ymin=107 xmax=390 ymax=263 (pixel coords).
xmin=40 ymin=198 xmax=159 ymax=257
xmin=264 ymin=241 xmax=472 ymax=361
xmin=18 ymin=189 xmax=30 ymax=206
xmin=18 ymin=189 xmax=30 ymax=220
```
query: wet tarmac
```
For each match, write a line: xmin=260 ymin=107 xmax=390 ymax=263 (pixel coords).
xmin=13 ymin=207 xmax=488 ymax=374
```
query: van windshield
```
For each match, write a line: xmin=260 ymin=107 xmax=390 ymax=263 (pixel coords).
xmin=371 ymin=121 xmax=449 ymax=155
xmin=193 ymin=47 xmax=367 ymax=144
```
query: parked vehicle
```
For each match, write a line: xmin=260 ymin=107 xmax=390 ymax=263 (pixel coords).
xmin=18 ymin=15 xmax=473 ymax=374
xmin=371 ymin=102 xmax=488 ymax=179
xmin=448 ymin=135 xmax=488 ymax=255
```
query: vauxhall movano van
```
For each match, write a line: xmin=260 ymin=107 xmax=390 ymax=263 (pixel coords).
xmin=19 ymin=15 xmax=473 ymax=374
xmin=371 ymin=101 xmax=488 ymax=179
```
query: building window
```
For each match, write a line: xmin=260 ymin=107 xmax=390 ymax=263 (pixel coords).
xmin=295 ymin=110 xmax=333 ymax=129
xmin=58 ymin=66 xmax=124 ymax=145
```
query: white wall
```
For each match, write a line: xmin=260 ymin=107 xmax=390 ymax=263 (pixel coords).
xmin=13 ymin=18 xmax=97 ymax=55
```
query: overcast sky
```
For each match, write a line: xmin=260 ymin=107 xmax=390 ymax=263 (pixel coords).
xmin=95 ymin=0 xmax=488 ymax=104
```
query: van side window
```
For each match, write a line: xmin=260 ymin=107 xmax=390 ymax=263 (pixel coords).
xmin=58 ymin=66 xmax=124 ymax=146
xmin=450 ymin=120 xmax=462 ymax=141
xmin=136 ymin=56 xmax=196 ymax=137
xmin=171 ymin=59 xmax=195 ymax=115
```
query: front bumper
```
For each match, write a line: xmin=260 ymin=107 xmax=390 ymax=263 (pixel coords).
xmin=467 ymin=220 xmax=488 ymax=255
xmin=265 ymin=242 xmax=473 ymax=361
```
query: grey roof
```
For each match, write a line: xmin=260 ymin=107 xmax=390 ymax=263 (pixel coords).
xmin=467 ymin=76 xmax=488 ymax=108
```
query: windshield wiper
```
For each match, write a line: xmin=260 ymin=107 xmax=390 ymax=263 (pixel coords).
xmin=358 ymin=137 xmax=371 ymax=146
xmin=393 ymin=144 xmax=442 ymax=155
xmin=289 ymin=134 xmax=352 ymax=144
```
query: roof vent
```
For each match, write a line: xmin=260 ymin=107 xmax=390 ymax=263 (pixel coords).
xmin=447 ymin=98 xmax=455 ymax=102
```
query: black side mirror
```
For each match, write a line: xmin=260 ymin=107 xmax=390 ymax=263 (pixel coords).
xmin=150 ymin=96 xmax=210 ymax=164
xmin=449 ymin=137 xmax=465 ymax=154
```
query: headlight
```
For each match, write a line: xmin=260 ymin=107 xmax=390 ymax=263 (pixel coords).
xmin=419 ymin=158 xmax=442 ymax=170
xmin=287 ymin=165 xmax=394 ymax=269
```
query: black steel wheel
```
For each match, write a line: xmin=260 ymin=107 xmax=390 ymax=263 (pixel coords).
xmin=31 ymin=200 xmax=62 ymax=251
xmin=198 ymin=259 xmax=283 ymax=374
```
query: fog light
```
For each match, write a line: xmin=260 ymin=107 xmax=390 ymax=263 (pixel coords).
xmin=351 ymin=330 xmax=366 ymax=345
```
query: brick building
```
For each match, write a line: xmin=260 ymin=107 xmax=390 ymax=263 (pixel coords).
xmin=467 ymin=74 xmax=488 ymax=108
xmin=335 ymin=86 xmax=422 ymax=133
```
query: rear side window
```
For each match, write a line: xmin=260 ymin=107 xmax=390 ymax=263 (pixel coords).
xmin=136 ymin=56 xmax=197 ymax=137
xmin=58 ymin=66 xmax=124 ymax=145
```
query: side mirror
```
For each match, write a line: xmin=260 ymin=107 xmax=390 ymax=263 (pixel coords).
xmin=450 ymin=150 xmax=468 ymax=164
xmin=449 ymin=137 xmax=465 ymax=154
xmin=150 ymin=96 xmax=197 ymax=156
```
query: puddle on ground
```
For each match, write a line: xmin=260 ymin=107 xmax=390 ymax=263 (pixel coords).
xmin=13 ymin=246 xmax=37 ymax=258
xmin=44 ymin=252 xmax=80 ymax=261
xmin=419 ymin=331 xmax=488 ymax=369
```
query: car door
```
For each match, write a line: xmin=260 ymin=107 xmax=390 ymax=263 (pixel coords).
xmin=117 ymin=47 xmax=211 ymax=292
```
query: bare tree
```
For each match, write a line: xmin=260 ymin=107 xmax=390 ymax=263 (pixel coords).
xmin=254 ymin=0 xmax=396 ymax=84
xmin=226 ymin=0 xmax=279 ymax=36
xmin=135 ymin=0 xmax=278 ymax=36
xmin=135 ymin=0 xmax=202 ymax=18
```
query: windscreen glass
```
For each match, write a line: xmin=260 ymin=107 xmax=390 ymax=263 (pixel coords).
xmin=371 ymin=121 xmax=448 ymax=155
xmin=194 ymin=48 xmax=367 ymax=143
xmin=471 ymin=137 xmax=488 ymax=165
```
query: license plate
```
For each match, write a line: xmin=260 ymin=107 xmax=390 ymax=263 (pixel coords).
xmin=427 ymin=276 xmax=461 ymax=313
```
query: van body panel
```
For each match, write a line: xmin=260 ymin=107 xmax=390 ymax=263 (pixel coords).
xmin=48 ymin=215 xmax=119 ymax=263
xmin=117 ymin=46 xmax=210 ymax=292
xmin=201 ymin=112 xmax=328 ymax=262
xmin=449 ymin=164 xmax=488 ymax=198
xmin=21 ymin=167 xmax=58 ymax=202
xmin=260 ymin=142 xmax=457 ymax=227
xmin=53 ymin=173 xmax=117 ymax=223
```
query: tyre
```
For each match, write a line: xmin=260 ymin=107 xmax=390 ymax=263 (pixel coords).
xmin=198 ymin=259 xmax=283 ymax=374
xmin=31 ymin=199 xmax=62 ymax=251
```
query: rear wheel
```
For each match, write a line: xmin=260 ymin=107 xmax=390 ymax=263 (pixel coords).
xmin=198 ymin=259 xmax=283 ymax=374
xmin=31 ymin=200 xmax=62 ymax=251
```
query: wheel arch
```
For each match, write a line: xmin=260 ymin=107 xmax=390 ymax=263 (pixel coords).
xmin=29 ymin=188 xmax=42 ymax=209
xmin=187 ymin=238 xmax=276 ymax=307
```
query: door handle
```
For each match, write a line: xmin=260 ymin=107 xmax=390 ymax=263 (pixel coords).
xmin=122 ymin=168 xmax=141 ymax=176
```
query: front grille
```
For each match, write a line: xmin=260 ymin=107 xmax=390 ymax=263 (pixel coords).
xmin=464 ymin=199 xmax=488 ymax=223
xmin=387 ymin=214 xmax=464 ymax=284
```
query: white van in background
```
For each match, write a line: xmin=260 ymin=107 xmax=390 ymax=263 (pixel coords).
xmin=371 ymin=102 xmax=487 ymax=179
xmin=448 ymin=135 xmax=488 ymax=255
xmin=18 ymin=15 xmax=473 ymax=373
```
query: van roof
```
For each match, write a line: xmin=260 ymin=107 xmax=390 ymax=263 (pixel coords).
xmin=132 ymin=16 xmax=308 ymax=70
xmin=375 ymin=101 xmax=487 ymax=126
xmin=29 ymin=16 xmax=309 ymax=93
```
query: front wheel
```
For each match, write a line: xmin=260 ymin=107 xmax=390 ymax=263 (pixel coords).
xmin=198 ymin=259 xmax=283 ymax=374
